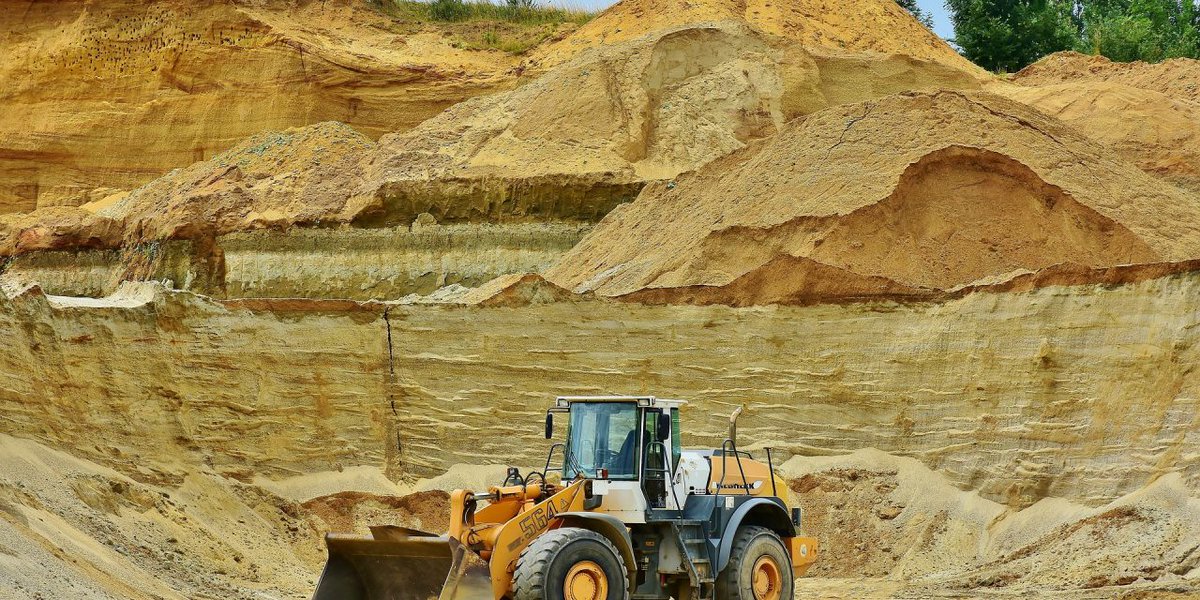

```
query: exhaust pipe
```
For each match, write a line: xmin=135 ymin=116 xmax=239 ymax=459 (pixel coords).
xmin=728 ymin=405 xmax=744 ymax=448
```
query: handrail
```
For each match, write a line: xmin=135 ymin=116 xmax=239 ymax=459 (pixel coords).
xmin=644 ymin=440 xmax=685 ymax=514
xmin=543 ymin=442 xmax=566 ymax=475
xmin=716 ymin=438 xmax=752 ymax=497
xmin=766 ymin=447 xmax=777 ymax=498
xmin=544 ymin=442 xmax=585 ymax=481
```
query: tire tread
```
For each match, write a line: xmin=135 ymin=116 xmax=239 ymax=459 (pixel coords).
xmin=512 ymin=526 xmax=629 ymax=600
xmin=715 ymin=526 xmax=790 ymax=600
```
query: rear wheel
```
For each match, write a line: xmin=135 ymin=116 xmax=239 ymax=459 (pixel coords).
xmin=513 ymin=527 xmax=629 ymax=600
xmin=715 ymin=526 xmax=792 ymax=600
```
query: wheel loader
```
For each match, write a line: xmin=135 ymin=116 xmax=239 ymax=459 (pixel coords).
xmin=312 ymin=396 xmax=818 ymax=600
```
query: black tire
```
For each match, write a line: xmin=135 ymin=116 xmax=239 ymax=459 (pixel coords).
xmin=715 ymin=526 xmax=793 ymax=600
xmin=513 ymin=527 xmax=630 ymax=600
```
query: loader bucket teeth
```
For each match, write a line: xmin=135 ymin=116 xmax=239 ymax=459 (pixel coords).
xmin=440 ymin=538 xmax=494 ymax=600
xmin=312 ymin=533 xmax=492 ymax=600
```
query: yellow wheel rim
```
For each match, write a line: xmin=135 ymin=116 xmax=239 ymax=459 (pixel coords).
xmin=565 ymin=560 xmax=608 ymax=600
xmin=752 ymin=555 xmax=783 ymax=600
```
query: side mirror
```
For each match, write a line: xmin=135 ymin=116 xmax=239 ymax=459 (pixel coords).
xmin=657 ymin=411 xmax=671 ymax=441
xmin=545 ymin=412 xmax=554 ymax=440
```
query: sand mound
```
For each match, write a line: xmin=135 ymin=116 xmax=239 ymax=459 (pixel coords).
xmin=1014 ymin=51 xmax=1200 ymax=104
xmin=1002 ymin=81 xmax=1200 ymax=194
xmin=348 ymin=22 xmax=981 ymax=228
xmin=785 ymin=449 xmax=1200 ymax=594
xmin=93 ymin=121 xmax=373 ymax=241
xmin=528 ymin=0 xmax=979 ymax=73
xmin=546 ymin=91 xmax=1200 ymax=303
xmin=0 ymin=433 xmax=323 ymax=599
xmin=457 ymin=273 xmax=580 ymax=307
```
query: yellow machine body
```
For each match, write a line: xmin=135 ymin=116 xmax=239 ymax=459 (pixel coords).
xmin=312 ymin=479 xmax=587 ymax=600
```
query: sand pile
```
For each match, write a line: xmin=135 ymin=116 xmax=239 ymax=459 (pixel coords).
xmin=0 ymin=431 xmax=495 ymax=599
xmin=1014 ymin=51 xmax=1200 ymax=104
xmin=1001 ymin=81 xmax=1200 ymax=195
xmin=786 ymin=450 xmax=1200 ymax=596
xmin=546 ymin=90 xmax=1200 ymax=304
xmin=527 ymin=0 xmax=979 ymax=72
xmin=302 ymin=490 xmax=451 ymax=537
xmin=349 ymin=21 xmax=982 ymax=227
xmin=92 ymin=122 xmax=374 ymax=241
xmin=395 ymin=274 xmax=580 ymax=307
xmin=0 ymin=432 xmax=322 ymax=599
xmin=348 ymin=23 xmax=784 ymax=226
xmin=0 ymin=0 xmax=518 ymax=214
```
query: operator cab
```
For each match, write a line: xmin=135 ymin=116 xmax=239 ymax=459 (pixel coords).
xmin=545 ymin=396 xmax=684 ymax=522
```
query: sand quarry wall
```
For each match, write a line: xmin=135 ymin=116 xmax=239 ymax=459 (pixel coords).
xmin=0 ymin=0 xmax=518 ymax=214
xmin=1 ymin=272 xmax=1198 ymax=509
xmin=1 ymin=223 xmax=591 ymax=300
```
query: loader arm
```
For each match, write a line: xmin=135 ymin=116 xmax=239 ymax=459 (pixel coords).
xmin=484 ymin=479 xmax=588 ymax=598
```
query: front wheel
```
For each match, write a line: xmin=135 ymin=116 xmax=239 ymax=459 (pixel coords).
xmin=513 ymin=527 xmax=630 ymax=600
xmin=715 ymin=526 xmax=793 ymax=600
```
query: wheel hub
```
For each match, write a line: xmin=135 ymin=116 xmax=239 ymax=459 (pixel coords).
xmin=751 ymin=555 xmax=783 ymax=600
xmin=566 ymin=560 xmax=608 ymax=600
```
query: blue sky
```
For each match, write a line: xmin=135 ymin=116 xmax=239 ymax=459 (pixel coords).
xmin=917 ymin=0 xmax=955 ymax=40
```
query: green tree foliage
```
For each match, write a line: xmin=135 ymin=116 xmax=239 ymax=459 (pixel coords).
xmin=945 ymin=0 xmax=1079 ymax=72
xmin=896 ymin=0 xmax=936 ymax=27
xmin=946 ymin=0 xmax=1200 ymax=70
xmin=1076 ymin=0 xmax=1200 ymax=61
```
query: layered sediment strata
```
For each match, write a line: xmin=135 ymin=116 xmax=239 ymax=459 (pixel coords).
xmin=2 ymin=268 xmax=1198 ymax=509
xmin=0 ymin=223 xmax=590 ymax=300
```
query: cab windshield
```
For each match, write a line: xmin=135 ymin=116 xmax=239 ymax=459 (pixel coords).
xmin=564 ymin=402 xmax=639 ymax=480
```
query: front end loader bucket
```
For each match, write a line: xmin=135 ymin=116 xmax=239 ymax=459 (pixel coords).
xmin=312 ymin=526 xmax=492 ymax=600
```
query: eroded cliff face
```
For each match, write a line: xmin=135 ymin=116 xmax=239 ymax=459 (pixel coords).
xmin=0 ymin=0 xmax=521 ymax=214
xmin=2 ymin=270 xmax=1197 ymax=509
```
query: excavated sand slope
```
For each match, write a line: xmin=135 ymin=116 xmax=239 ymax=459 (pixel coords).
xmin=787 ymin=450 xmax=1200 ymax=597
xmin=349 ymin=22 xmax=983 ymax=230
xmin=527 ymin=0 xmax=980 ymax=73
xmin=0 ymin=431 xmax=460 ymax=600
xmin=1001 ymin=55 xmax=1200 ymax=195
xmin=0 ymin=0 xmax=518 ymax=214
xmin=547 ymin=90 xmax=1200 ymax=302
xmin=1015 ymin=51 xmax=1200 ymax=104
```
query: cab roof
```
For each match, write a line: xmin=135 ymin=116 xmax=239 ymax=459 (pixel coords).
xmin=555 ymin=395 xmax=687 ymax=409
